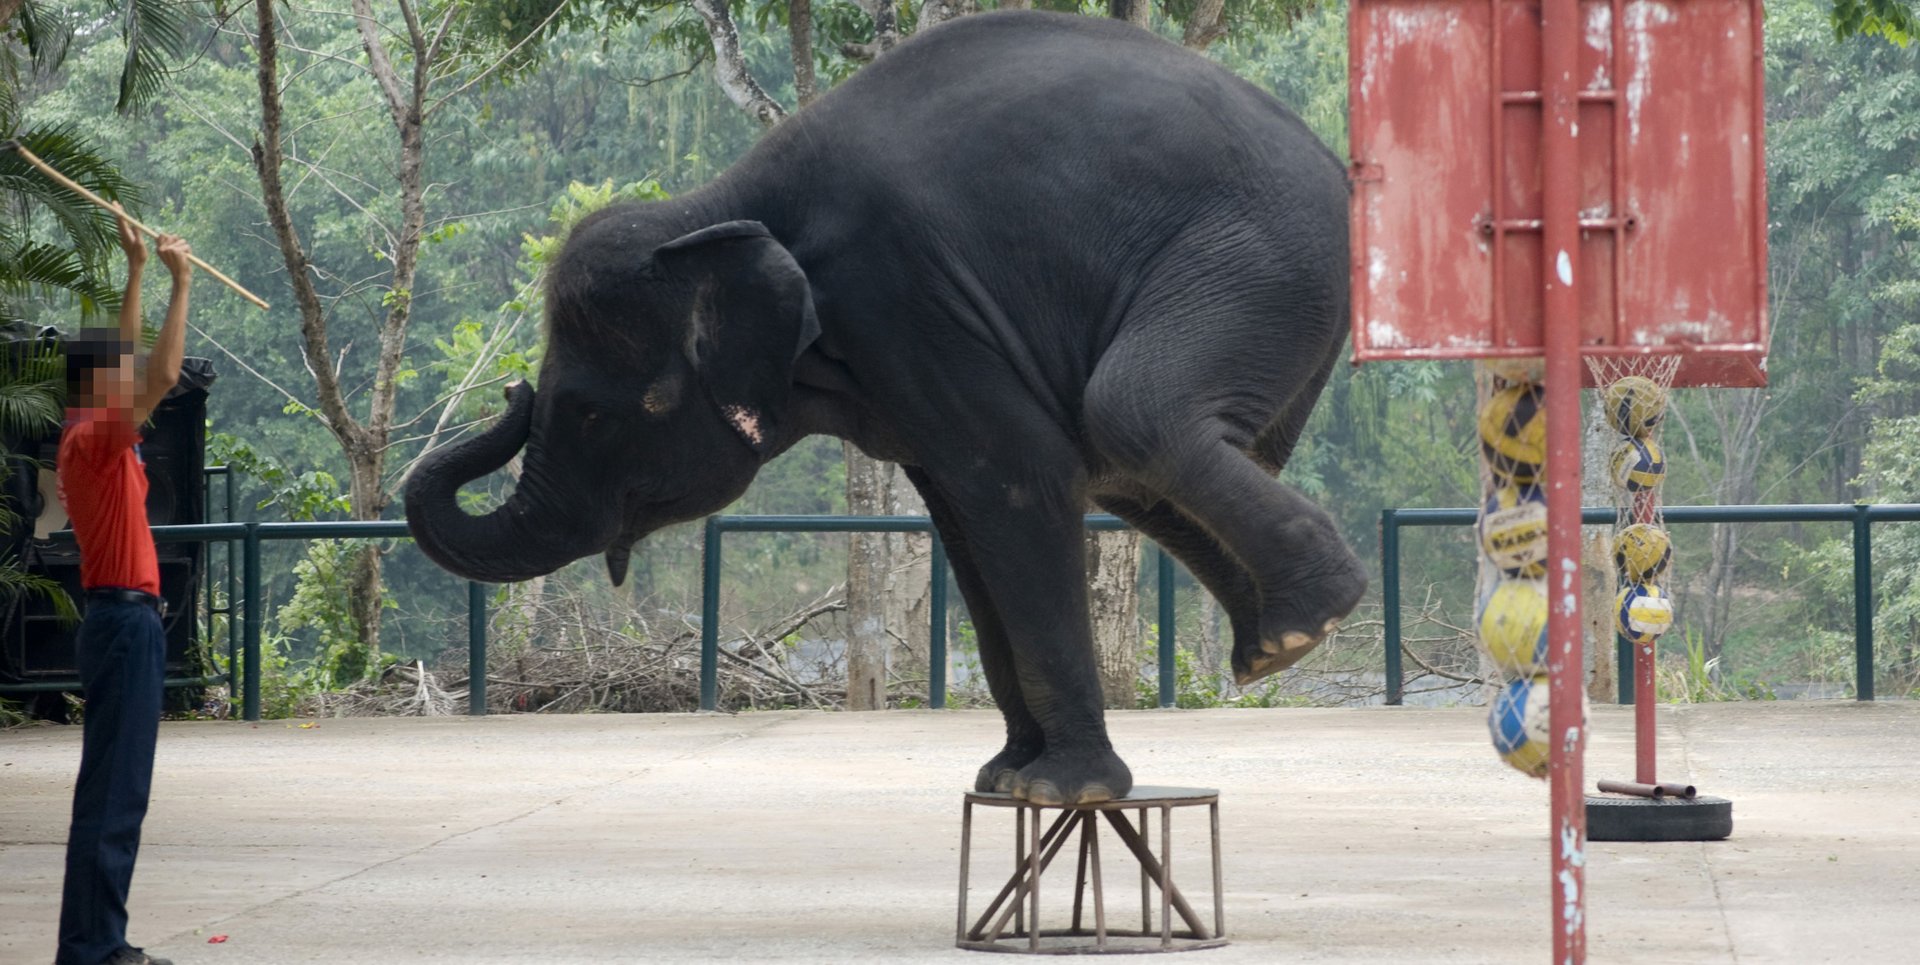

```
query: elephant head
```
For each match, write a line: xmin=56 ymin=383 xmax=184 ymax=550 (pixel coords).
xmin=405 ymin=212 xmax=820 ymax=585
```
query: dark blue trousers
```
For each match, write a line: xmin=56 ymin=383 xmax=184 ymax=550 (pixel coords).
xmin=56 ymin=598 xmax=165 ymax=965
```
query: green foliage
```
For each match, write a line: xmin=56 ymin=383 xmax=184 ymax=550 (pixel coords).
xmin=208 ymin=434 xmax=352 ymax=522
xmin=278 ymin=539 xmax=397 ymax=689
xmin=1830 ymin=0 xmax=1917 ymax=46
xmin=1135 ymin=646 xmax=1311 ymax=709
xmin=0 ymin=343 xmax=75 ymax=624
xmin=1657 ymin=627 xmax=1777 ymax=702
xmin=205 ymin=629 xmax=328 ymax=720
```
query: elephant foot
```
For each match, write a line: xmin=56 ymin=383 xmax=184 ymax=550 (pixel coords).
xmin=974 ymin=741 xmax=1045 ymax=793
xmin=1239 ymin=562 xmax=1368 ymax=687
xmin=1010 ymin=748 xmax=1134 ymax=806
xmin=1236 ymin=618 xmax=1344 ymax=686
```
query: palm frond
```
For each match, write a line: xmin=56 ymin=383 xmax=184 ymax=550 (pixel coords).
xmin=0 ymin=240 xmax=118 ymax=322
xmin=19 ymin=3 xmax=77 ymax=78
xmin=0 ymin=557 xmax=78 ymax=626
xmin=0 ymin=374 xmax=65 ymax=438
xmin=117 ymin=0 xmax=198 ymax=114
xmin=0 ymin=125 xmax=141 ymax=261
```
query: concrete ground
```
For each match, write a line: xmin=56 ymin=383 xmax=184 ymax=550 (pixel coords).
xmin=2 ymin=702 xmax=1917 ymax=964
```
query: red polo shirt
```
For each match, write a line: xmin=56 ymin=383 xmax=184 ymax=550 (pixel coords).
xmin=56 ymin=410 xmax=160 ymax=596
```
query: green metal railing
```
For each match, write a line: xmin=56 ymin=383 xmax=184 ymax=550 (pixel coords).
xmin=3 ymin=509 xmax=1186 ymax=722
xmin=699 ymin=514 xmax=1182 ymax=712
xmin=1380 ymin=503 xmax=1920 ymax=706
xmin=0 ymin=518 xmax=491 ymax=723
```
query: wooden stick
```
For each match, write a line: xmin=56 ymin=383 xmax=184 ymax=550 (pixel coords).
xmin=3 ymin=140 xmax=271 ymax=311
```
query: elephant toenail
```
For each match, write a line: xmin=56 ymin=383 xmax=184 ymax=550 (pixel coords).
xmin=1283 ymin=631 xmax=1315 ymax=652
xmin=1261 ymin=638 xmax=1284 ymax=655
xmin=1076 ymin=784 xmax=1115 ymax=805
xmin=1323 ymin=619 xmax=1341 ymax=635
xmin=1025 ymin=781 xmax=1064 ymax=806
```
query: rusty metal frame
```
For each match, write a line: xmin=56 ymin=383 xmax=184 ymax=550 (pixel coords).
xmin=1347 ymin=0 xmax=1771 ymax=389
xmin=955 ymin=789 xmax=1226 ymax=955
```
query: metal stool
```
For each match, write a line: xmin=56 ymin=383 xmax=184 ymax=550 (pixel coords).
xmin=956 ymin=786 xmax=1226 ymax=954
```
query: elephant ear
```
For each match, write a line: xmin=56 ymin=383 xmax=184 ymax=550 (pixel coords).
xmin=652 ymin=220 xmax=820 ymax=454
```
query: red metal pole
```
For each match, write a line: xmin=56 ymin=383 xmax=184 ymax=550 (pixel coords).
xmin=1540 ymin=0 xmax=1587 ymax=959
xmin=1636 ymin=500 xmax=1658 ymax=785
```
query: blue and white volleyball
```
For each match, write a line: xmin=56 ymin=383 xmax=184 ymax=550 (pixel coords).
xmin=1480 ymin=485 xmax=1549 ymax=578
xmin=1609 ymin=436 xmax=1666 ymax=493
xmin=1614 ymin=583 xmax=1675 ymax=646
xmin=1479 ymin=383 xmax=1547 ymax=484
xmin=1488 ymin=676 xmax=1552 ymax=779
xmin=1613 ymin=523 xmax=1673 ymax=584
xmin=1603 ymin=375 xmax=1668 ymax=438
xmin=1478 ymin=579 xmax=1549 ymax=676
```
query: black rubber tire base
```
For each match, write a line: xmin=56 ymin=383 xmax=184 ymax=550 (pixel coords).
xmin=1585 ymin=794 xmax=1733 ymax=842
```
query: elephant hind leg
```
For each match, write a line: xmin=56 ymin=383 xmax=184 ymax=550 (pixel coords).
xmin=1083 ymin=294 xmax=1365 ymax=685
xmin=1092 ymin=491 xmax=1265 ymax=683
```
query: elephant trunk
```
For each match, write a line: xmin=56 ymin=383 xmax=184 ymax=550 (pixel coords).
xmin=404 ymin=383 xmax=613 ymax=583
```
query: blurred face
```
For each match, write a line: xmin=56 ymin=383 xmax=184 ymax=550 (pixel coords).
xmin=74 ymin=354 xmax=135 ymax=412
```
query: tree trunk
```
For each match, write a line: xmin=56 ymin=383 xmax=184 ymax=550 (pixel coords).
xmin=1109 ymin=0 xmax=1152 ymax=28
xmin=844 ymin=445 xmax=890 ymax=710
xmin=1698 ymin=388 xmax=1766 ymax=673
xmin=689 ymin=0 xmax=788 ymax=126
xmin=1197 ymin=589 xmax=1224 ymax=685
xmin=254 ymin=0 xmax=466 ymax=670
xmin=788 ymin=0 xmax=818 ymax=107
xmin=1087 ymin=528 xmax=1143 ymax=709
xmin=843 ymin=446 xmax=931 ymax=708
xmin=1182 ymin=0 xmax=1230 ymax=50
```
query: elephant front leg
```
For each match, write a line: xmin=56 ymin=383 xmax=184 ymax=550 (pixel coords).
xmin=903 ymin=468 xmax=1045 ymax=792
xmin=926 ymin=466 xmax=1134 ymax=806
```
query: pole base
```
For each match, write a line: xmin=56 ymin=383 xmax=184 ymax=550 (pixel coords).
xmin=1585 ymin=794 xmax=1733 ymax=842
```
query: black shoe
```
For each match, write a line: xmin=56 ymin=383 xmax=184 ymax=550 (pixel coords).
xmin=106 ymin=948 xmax=173 ymax=965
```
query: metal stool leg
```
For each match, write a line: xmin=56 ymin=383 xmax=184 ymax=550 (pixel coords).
xmin=1210 ymin=801 xmax=1225 ymax=939
xmin=1028 ymin=805 xmax=1041 ymax=951
xmin=957 ymin=799 xmax=973 ymax=945
xmin=1089 ymin=814 xmax=1108 ymax=948
xmin=1072 ymin=812 xmax=1092 ymax=934
xmin=1138 ymin=807 xmax=1150 ymax=934
xmin=1159 ymin=805 xmax=1173 ymax=948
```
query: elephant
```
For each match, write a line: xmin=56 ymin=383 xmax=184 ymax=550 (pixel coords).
xmin=404 ymin=9 xmax=1368 ymax=806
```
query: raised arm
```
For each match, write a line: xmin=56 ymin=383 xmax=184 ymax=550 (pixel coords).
xmin=132 ymin=235 xmax=192 ymax=423
xmin=114 ymin=208 xmax=146 ymax=349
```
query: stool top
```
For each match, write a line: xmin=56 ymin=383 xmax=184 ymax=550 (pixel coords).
xmin=964 ymin=785 xmax=1219 ymax=809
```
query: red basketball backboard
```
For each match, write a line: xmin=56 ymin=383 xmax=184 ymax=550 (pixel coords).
xmin=1348 ymin=0 xmax=1769 ymax=387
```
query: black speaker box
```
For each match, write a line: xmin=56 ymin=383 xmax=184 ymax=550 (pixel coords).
xmin=0 ymin=354 xmax=217 ymax=688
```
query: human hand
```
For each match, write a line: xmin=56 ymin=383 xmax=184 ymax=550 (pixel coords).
xmin=157 ymin=234 xmax=193 ymax=280
xmin=115 ymin=206 xmax=147 ymax=268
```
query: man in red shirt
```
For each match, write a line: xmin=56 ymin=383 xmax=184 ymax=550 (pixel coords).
xmin=54 ymin=209 xmax=191 ymax=965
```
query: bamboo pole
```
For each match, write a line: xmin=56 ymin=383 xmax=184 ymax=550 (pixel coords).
xmin=3 ymin=140 xmax=271 ymax=311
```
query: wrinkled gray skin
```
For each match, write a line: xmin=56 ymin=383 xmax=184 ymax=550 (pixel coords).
xmin=406 ymin=11 xmax=1367 ymax=805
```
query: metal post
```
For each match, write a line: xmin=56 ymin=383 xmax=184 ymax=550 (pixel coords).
xmin=225 ymin=469 xmax=238 ymax=691
xmin=1616 ymin=633 xmax=1634 ymax=705
xmin=1157 ymin=546 xmax=1176 ymax=708
xmin=1381 ymin=510 xmax=1403 ymax=706
xmin=930 ymin=532 xmax=948 ymax=709
xmin=468 ymin=581 xmax=487 ymax=716
xmin=1541 ymin=0 xmax=1588 ymax=951
xmin=203 ymin=470 xmax=216 ymax=643
xmin=242 ymin=521 xmax=261 ymax=722
xmin=1854 ymin=504 xmax=1874 ymax=702
xmin=700 ymin=516 xmax=721 ymax=712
